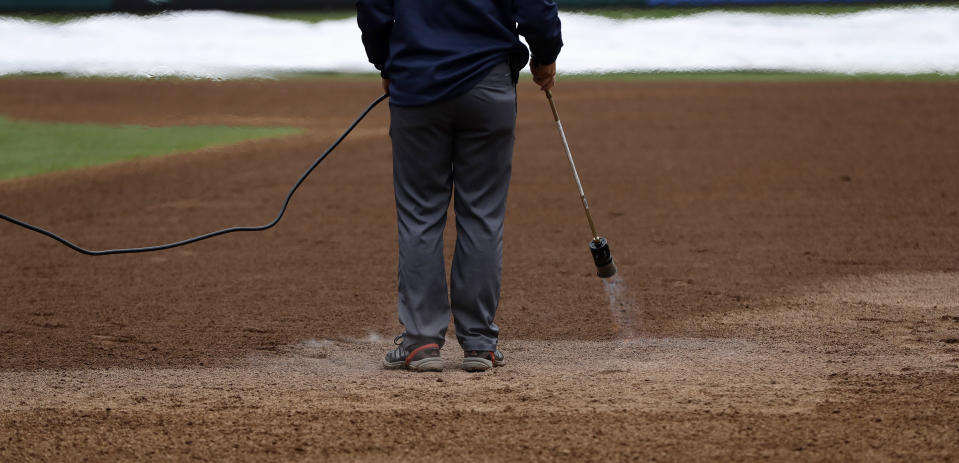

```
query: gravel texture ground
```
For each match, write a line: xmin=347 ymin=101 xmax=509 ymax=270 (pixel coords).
xmin=1 ymin=78 xmax=957 ymax=461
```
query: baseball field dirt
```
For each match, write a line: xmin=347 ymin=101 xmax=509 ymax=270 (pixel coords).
xmin=1 ymin=78 xmax=958 ymax=461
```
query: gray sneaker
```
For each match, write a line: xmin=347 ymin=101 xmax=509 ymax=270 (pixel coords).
xmin=462 ymin=350 xmax=505 ymax=372
xmin=383 ymin=335 xmax=443 ymax=372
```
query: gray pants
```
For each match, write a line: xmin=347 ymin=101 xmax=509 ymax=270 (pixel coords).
xmin=390 ymin=62 xmax=516 ymax=352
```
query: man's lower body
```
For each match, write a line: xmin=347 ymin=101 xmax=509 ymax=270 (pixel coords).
xmin=385 ymin=62 xmax=516 ymax=371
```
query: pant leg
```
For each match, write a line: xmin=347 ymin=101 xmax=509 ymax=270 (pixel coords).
xmin=449 ymin=62 xmax=517 ymax=351
xmin=389 ymin=101 xmax=455 ymax=349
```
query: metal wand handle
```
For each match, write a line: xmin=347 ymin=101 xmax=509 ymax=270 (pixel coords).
xmin=545 ymin=90 xmax=601 ymax=241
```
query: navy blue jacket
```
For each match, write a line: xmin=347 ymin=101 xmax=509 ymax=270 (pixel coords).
xmin=356 ymin=0 xmax=562 ymax=106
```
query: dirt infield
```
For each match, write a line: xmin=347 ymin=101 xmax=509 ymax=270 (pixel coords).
xmin=1 ymin=77 xmax=958 ymax=460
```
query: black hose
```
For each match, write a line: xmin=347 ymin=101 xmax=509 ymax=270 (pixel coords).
xmin=0 ymin=93 xmax=389 ymax=256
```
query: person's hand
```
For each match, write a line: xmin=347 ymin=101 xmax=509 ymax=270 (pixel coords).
xmin=382 ymin=78 xmax=390 ymax=95
xmin=531 ymin=62 xmax=556 ymax=91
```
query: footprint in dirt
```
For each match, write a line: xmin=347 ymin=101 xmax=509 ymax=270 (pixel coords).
xmin=29 ymin=321 xmax=68 ymax=329
xmin=92 ymin=334 xmax=134 ymax=344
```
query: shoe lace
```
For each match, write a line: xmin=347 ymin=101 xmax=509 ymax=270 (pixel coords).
xmin=393 ymin=334 xmax=404 ymax=346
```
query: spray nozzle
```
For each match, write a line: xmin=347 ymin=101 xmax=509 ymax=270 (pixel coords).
xmin=589 ymin=237 xmax=617 ymax=279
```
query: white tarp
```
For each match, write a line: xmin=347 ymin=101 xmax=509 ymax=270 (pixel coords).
xmin=1 ymin=7 xmax=957 ymax=77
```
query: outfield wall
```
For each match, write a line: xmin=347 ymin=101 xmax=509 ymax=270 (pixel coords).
xmin=0 ymin=0 xmax=942 ymax=12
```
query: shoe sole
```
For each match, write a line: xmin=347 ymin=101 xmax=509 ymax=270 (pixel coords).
xmin=383 ymin=357 xmax=443 ymax=372
xmin=462 ymin=357 xmax=494 ymax=372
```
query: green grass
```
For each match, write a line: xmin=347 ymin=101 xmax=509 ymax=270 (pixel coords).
xmin=0 ymin=116 xmax=300 ymax=180
xmin=0 ymin=12 xmax=94 ymax=23
xmin=256 ymin=10 xmax=355 ymax=22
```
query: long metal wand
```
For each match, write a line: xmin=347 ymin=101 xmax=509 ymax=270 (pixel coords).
xmin=545 ymin=90 xmax=617 ymax=278
xmin=545 ymin=90 xmax=600 ymax=241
